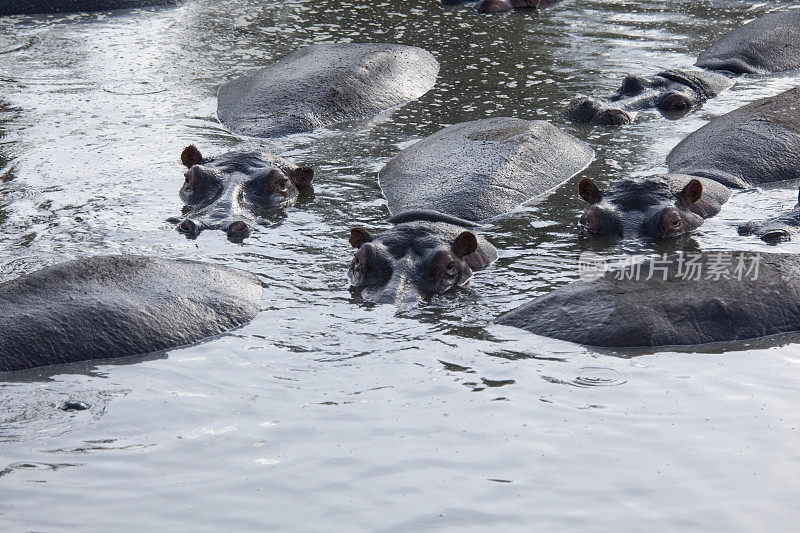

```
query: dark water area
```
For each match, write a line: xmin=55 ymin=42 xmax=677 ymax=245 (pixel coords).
xmin=1 ymin=0 xmax=800 ymax=530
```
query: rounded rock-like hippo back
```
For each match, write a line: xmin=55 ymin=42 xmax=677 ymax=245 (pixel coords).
xmin=0 ymin=255 xmax=262 ymax=372
xmin=0 ymin=0 xmax=183 ymax=16
xmin=497 ymin=252 xmax=800 ymax=348
xmin=667 ymin=86 xmax=800 ymax=188
xmin=696 ymin=10 xmax=800 ymax=74
xmin=217 ymin=43 xmax=440 ymax=138
xmin=379 ymin=117 xmax=593 ymax=222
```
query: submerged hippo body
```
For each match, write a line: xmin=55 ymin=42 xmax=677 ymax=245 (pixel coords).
xmin=217 ymin=43 xmax=439 ymax=138
xmin=696 ymin=10 xmax=800 ymax=74
xmin=0 ymin=255 xmax=261 ymax=372
xmin=348 ymin=210 xmax=498 ymax=305
xmin=739 ymin=187 xmax=800 ymax=243
xmin=498 ymin=252 xmax=799 ymax=348
xmin=475 ymin=0 xmax=560 ymax=14
xmin=577 ymin=174 xmax=731 ymax=239
xmin=174 ymin=145 xmax=313 ymax=240
xmin=667 ymin=86 xmax=800 ymax=188
xmin=565 ymin=70 xmax=733 ymax=126
xmin=0 ymin=0 xmax=182 ymax=15
xmin=379 ymin=117 xmax=593 ymax=222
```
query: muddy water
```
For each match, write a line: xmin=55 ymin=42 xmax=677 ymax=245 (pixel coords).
xmin=1 ymin=0 xmax=799 ymax=530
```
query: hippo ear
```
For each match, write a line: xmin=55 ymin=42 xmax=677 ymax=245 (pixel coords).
xmin=453 ymin=231 xmax=479 ymax=258
xmin=181 ymin=145 xmax=203 ymax=168
xmin=289 ymin=167 xmax=314 ymax=188
xmin=578 ymin=178 xmax=602 ymax=204
xmin=349 ymin=227 xmax=372 ymax=248
xmin=680 ymin=179 xmax=703 ymax=206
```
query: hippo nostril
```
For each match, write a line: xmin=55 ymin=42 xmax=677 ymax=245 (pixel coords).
xmin=228 ymin=221 xmax=250 ymax=235
xmin=178 ymin=219 xmax=197 ymax=234
xmin=596 ymin=108 xmax=632 ymax=126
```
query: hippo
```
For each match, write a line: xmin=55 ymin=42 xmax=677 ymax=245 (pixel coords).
xmin=348 ymin=210 xmax=498 ymax=305
xmin=497 ymin=251 xmax=797 ymax=348
xmin=0 ymin=0 xmax=182 ymax=16
xmin=577 ymin=175 xmax=731 ymax=239
xmin=379 ymin=117 xmax=593 ymax=222
xmin=565 ymin=70 xmax=733 ymax=126
xmin=172 ymin=145 xmax=314 ymax=241
xmin=217 ymin=43 xmax=439 ymax=138
xmin=475 ymin=0 xmax=559 ymax=14
xmin=0 ymin=255 xmax=261 ymax=372
xmin=566 ymin=10 xmax=800 ymax=125
xmin=696 ymin=10 xmax=800 ymax=74
xmin=578 ymin=86 xmax=800 ymax=240
xmin=738 ymin=187 xmax=800 ymax=243
xmin=666 ymin=86 xmax=800 ymax=189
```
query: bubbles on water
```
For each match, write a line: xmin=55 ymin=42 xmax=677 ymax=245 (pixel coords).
xmin=570 ymin=367 xmax=627 ymax=387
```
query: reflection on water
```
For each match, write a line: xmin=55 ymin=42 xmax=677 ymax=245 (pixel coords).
xmin=1 ymin=0 xmax=800 ymax=530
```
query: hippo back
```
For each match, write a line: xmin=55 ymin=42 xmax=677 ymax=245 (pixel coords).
xmin=498 ymin=252 xmax=800 ymax=348
xmin=379 ymin=117 xmax=594 ymax=221
xmin=0 ymin=0 xmax=183 ymax=15
xmin=217 ymin=43 xmax=439 ymax=137
xmin=666 ymin=86 xmax=800 ymax=188
xmin=0 ymin=255 xmax=262 ymax=372
xmin=696 ymin=10 xmax=800 ymax=74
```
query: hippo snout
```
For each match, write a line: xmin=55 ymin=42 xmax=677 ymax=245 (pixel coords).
xmin=564 ymin=97 xmax=632 ymax=125
xmin=360 ymin=272 xmax=423 ymax=306
xmin=176 ymin=217 xmax=253 ymax=241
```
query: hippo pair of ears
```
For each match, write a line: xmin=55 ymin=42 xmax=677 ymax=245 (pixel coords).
xmin=679 ymin=179 xmax=703 ymax=206
xmin=348 ymin=228 xmax=486 ymax=269
xmin=180 ymin=145 xmax=314 ymax=187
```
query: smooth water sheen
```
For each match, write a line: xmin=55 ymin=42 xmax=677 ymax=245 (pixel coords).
xmin=1 ymin=1 xmax=799 ymax=530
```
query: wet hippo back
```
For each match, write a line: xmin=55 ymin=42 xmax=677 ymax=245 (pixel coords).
xmin=0 ymin=0 xmax=182 ymax=15
xmin=217 ymin=43 xmax=439 ymax=137
xmin=0 ymin=255 xmax=262 ymax=372
xmin=498 ymin=252 xmax=800 ymax=348
xmin=667 ymin=86 xmax=800 ymax=188
xmin=696 ymin=10 xmax=800 ymax=74
xmin=379 ymin=117 xmax=593 ymax=221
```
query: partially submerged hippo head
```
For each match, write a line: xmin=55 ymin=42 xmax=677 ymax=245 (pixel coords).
xmin=565 ymin=69 xmax=733 ymax=125
xmin=738 ymin=187 xmax=800 ymax=244
xmin=347 ymin=211 xmax=498 ymax=305
xmin=175 ymin=145 xmax=313 ymax=241
xmin=475 ymin=0 xmax=551 ymax=13
xmin=577 ymin=175 xmax=730 ymax=239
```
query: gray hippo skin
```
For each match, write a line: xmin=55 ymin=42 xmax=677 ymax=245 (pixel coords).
xmin=498 ymin=251 xmax=797 ymax=348
xmin=667 ymin=86 xmax=800 ymax=188
xmin=696 ymin=10 xmax=800 ymax=74
xmin=739 ymin=187 xmax=800 ymax=243
xmin=379 ymin=117 xmax=593 ymax=222
xmin=577 ymin=175 xmax=731 ymax=239
xmin=348 ymin=210 xmax=498 ymax=305
xmin=217 ymin=43 xmax=439 ymax=138
xmin=565 ymin=70 xmax=733 ymax=126
xmin=173 ymin=145 xmax=313 ymax=240
xmin=0 ymin=0 xmax=182 ymax=15
xmin=475 ymin=0 xmax=560 ymax=14
xmin=0 ymin=255 xmax=262 ymax=372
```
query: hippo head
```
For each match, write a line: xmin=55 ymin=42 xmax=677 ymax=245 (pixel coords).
xmin=347 ymin=211 xmax=498 ymax=305
xmin=738 ymin=187 xmax=800 ymax=244
xmin=475 ymin=0 xmax=540 ymax=13
xmin=565 ymin=70 xmax=733 ymax=125
xmin=175 ymin=145 xmax=313 ymax=241
xmin=578 ymin=175 xmax=729 ymax=239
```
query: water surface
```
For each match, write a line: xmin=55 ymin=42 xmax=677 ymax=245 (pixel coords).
xmin=1 ymin=0 xmax=799 ymax=530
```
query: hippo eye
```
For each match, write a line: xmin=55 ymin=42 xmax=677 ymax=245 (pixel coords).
xmin=279 ymin=179 xmax=289 ymax=190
